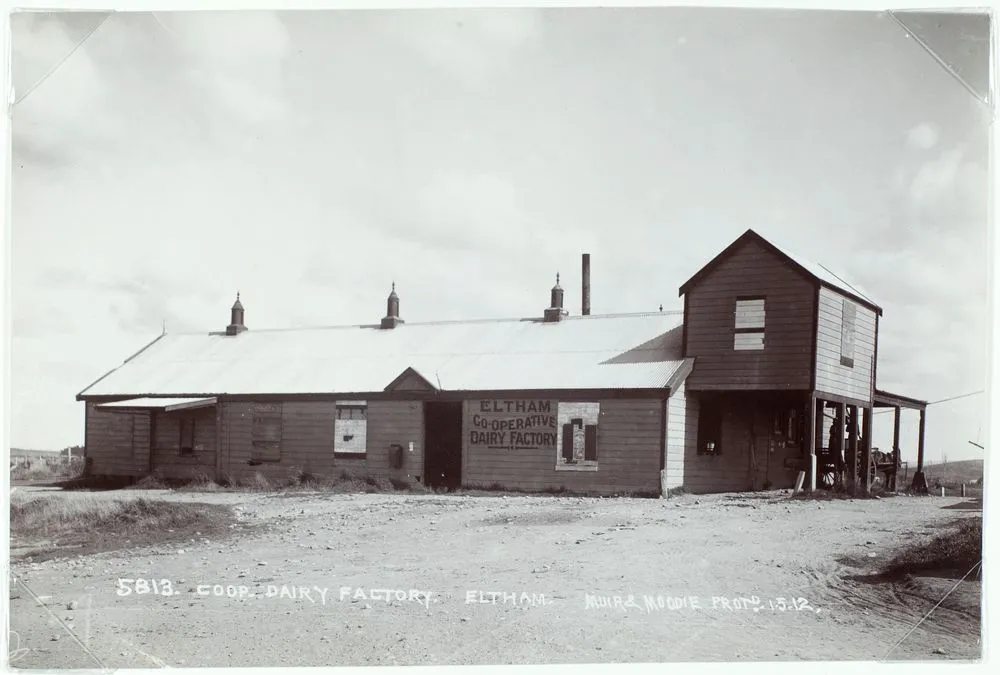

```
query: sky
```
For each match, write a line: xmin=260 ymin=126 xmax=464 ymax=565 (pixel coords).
xmin=5 ymin=7 xmax=993 ymax=466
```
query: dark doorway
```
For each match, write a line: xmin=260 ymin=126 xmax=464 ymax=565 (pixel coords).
xmin=424 ymin=401 xmax=464 ymax=490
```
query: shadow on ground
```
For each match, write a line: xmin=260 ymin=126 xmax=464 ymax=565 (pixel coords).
xmin=941 ymin=499 xmax=983 ymax=511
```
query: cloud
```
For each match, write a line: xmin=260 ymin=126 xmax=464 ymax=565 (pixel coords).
xmin=907 ymin=144 xmax=966 ymax=208
xmin=10 ymin=12 xmax=112 ymax=164
xmin=886 ymin=142 xmax=988 ymax=230
xmin=380 ymin=8 xmax=543 ymax=85
xmin=906 ymin=123 xmax=939 ymax=150
xmin=154 ymin=11 xmax=291 ymax=128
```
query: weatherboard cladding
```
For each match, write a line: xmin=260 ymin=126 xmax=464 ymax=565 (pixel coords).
xmin=681 ymin=236 xmax=816 ymax=391
xmin=78 ymin=313 xmax=687 ymax=398
xmin=678 ymin=229 xmax=882 ymax=316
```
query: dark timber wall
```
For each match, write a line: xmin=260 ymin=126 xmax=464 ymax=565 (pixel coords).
xmin=683 ymin=238 xmax=816 ymax=391
xmin=84 ymin=403 xmax=150 ymax=477
xmin=461 ymin=398 xmax=664 ymax=495
xmin=151 ymin=407 xmax=217 ymax=480
xmin=678 ymin=394 xmax=804 ymax=494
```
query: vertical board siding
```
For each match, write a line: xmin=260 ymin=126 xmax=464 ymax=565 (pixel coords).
xmin=815 ymin=286 xmax=876 ymax=403
xmin=684 ymin=238 xmax=816 ymax=390
xmin=84 ymin=403 xmax=150 ymax=477
xmin=664 ymin=382 xmax=696 ymax=489
xmin=462 ymin=399 xmax=665 ymax=495
xmin=151 ymin=408 xmax=217 ymax=480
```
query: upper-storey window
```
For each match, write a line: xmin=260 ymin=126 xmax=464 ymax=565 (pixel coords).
xmin=840 ymin=298 xmax=856 ymax=367
xmin=734 ymin=296 xmax=766 ymax=351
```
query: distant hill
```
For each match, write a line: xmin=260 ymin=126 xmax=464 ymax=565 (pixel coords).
xmin=922 ymin=459 xmax=984 ymax=486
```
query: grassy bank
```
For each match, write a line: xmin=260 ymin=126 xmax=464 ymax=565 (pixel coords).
xmin=9 ymin=492 xmax=236 ymax=561
xmin=882 ymin=517 xmax=983 ymax=579
xmin=46 ymin=469 xmax=658 ymax=499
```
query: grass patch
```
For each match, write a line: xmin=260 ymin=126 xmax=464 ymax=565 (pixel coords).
xmin=881 ymin=517 xmax=983 ymax=579
xmin=250 ymin=468 xmax=431 ymax=494
xmin=9 ymin=492 xmax=237 ymax=561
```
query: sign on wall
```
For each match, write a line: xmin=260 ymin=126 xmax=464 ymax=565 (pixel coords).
xmin=468 ymin=400 xmax=558 ymax=451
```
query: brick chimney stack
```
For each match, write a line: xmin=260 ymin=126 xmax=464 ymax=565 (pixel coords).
xmin=381 ymin=282 xmax=404 ymax=329
xmin=226 ymin=292 xmax=248 ymax=335
xmin=544 ymin=273 xmax=568 ymax=322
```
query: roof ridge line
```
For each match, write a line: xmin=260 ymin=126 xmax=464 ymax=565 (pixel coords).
xmin=167 ymin=312 xmax=684 ymax=336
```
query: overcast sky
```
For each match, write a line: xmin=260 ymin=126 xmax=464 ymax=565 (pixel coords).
xmin=8 ymin=8 xmax=992 ymax=465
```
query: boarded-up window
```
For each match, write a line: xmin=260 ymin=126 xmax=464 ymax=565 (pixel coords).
xmin=130 ymin=414 xmax=149 ymax=457
xmin=840 ymin=299 xmax=856 ymax=367
xmin=335 ymin=401 xmax=368 ymax=456
xmin=734 ymin=297 xmax=765 ymax=351
xmin=555 ymin=402 xmax=599 ymax=470
xmin=179 ymin=418 xmax=195 ymax=455
xmin=251 ymin=404 xmax=282 ymax=463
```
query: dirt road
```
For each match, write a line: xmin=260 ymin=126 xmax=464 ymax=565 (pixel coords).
xmin=7 ymin=488 xmax=982 ymax=668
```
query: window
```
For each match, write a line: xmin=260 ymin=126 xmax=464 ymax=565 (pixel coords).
xmin=555 ymin=402 xmax=600 ymax=471
xmin=250 ymin=404 xmax=282 ymax=463
xmin=771 ymin=408 xmax=802 ymax=447
xmin=734 ymin=296 xmax=765 ymax=351
xmin=840 ymin=299 xmax=856 ymax=368
xmin=179 ymin=418 xmax=195 ymax=455
xmin=335 ymin=401 xmax=368 ymax=458
xmin=697 ymin=400 xmax=724 ymax=455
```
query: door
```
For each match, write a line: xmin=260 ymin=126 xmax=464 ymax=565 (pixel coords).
xmin=423 ymin=401 xmax=464 ymax=490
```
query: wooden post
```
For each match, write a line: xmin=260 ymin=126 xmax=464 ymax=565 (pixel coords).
xmin=805 ymin=393 xmax=817 ymax=491
xmin=891 ymin=406 xmax=901 ymax=491
xmin=833 ymin=402 xmax=845 ymax=488
xmin=910 ymin=407 xmax=928 ymax=493
xmin=792 ymin=471 xmax=806 ymax=496
xmin=215 ymin=401 xmax=224 ymax=482
xmin=846 ymin=405 xmax=858 ymax=495
xmin=861 ymin=406 xmax=873 ymax=494
xmin=917 ymin=408 xmax=926 ymax=474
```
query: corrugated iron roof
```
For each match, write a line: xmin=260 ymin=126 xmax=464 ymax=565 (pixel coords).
xmin=79 ymin=313 xmax=687 ymax=398
xmin=768 ymin=240 xmax=878 ymax=308
xmin=96 ymin=397 xmax=217 ymax=411
xmin=678 ymin=229 xmax=883 ymax=315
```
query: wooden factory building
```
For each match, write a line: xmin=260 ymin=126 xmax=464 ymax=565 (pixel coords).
xmin=77 ymin=230 xmax=928 ymax=495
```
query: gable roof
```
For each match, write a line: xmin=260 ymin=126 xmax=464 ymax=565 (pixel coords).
xmin=77 ymin=313 xmax=689 ymax=399
xmin=678 ymin=229 xmax=883 ymax=316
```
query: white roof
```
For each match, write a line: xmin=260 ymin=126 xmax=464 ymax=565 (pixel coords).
xmin=770 ymin=240 xmax=878 ymax=308
xmin=96 ymin=397 xmax=218 ymax=411
xmin=79 ymin=313 xmax=688 ymax=397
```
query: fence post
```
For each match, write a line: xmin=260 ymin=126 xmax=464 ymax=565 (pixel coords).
xmin=962 ymin=483 xmax=967 ymax=498
xmin=941 ymin=486 xmax=945 ymax=497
